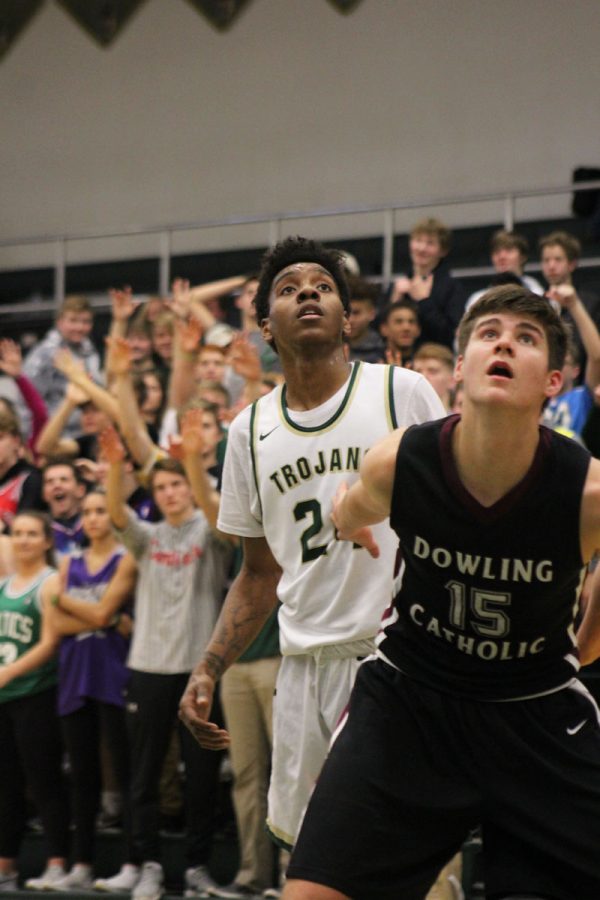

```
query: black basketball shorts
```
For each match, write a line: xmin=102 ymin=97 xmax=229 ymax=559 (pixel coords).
xmin=287 ymin=659 xmax=600 ymax=900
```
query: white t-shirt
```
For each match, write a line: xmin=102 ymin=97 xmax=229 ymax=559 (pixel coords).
xmin=218 ymin=362 xmax=444 ymax=655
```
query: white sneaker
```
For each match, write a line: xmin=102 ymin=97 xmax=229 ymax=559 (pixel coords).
xmin=94 ymin=865 xmax=141 ymax=893
xmin=25 ymin=865 xmax=67 ymax=891
xmin=132 ymin=863 xmax=164 ymax=900
xmin=184 ymin=866 xmax=218 ymax=898
xmin=0 ymin=872 xmax=18 ymax=892
xmin=208 ymin=883 xmax=259 ymax=899
xmin=48 ymin=865 xmax=93 ymax=891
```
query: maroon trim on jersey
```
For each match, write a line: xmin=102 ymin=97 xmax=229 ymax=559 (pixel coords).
xmin=439 ymin=414 xmax=551 ymax=523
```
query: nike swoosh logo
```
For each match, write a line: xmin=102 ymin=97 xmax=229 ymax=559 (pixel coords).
xmin=566 ymin=719 xmax=587 ymax=735
xmin=259 ymin=426 xmax=280 ymax=441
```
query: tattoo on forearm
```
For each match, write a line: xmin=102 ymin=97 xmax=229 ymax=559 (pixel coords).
xmin=204 ymin=569 xmax=279 ymax=673
xmin=202 ymin=652 xmax=225 ymax=680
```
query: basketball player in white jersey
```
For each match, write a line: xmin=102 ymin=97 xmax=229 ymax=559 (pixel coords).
xmin=180 ymin=237 xmax=444 ymax=852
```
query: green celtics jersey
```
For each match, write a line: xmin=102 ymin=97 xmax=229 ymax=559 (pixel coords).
xmin=0 ymin=567 xmax=57 ymax=703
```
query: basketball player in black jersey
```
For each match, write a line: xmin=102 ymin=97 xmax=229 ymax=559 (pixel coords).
xmin=283 ymin=284 xmax=600 ymax=900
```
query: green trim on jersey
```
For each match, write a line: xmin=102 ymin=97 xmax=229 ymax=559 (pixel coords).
xmin=386 ymin=365 xmax=399 ymax=430
xmin=249 ymin=400 xmax=264 ymax=522
xmin=280 ymin=361 xmax=361 ymax=435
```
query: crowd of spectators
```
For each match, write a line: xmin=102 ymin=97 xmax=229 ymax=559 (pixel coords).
xmin=0 ymin=217 xmax=599 ymax=900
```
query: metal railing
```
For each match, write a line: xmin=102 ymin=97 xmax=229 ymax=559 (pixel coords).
xmin=1 ymin=178 xmax=599 ymax=312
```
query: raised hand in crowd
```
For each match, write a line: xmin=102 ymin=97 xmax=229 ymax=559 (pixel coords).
xmin=167 ymin=317 xmax=203 ymax=412
xmin=98 ymin=425 xmax=126 ymax=466
xmin=105 ymin=335 xmax=132 ymax=378
xmin=65 ymin=380 xmax=90 ymax=407
xmin=167 ymin=407 xmax=205 ymax=462
xmin=110 ymin=286 xmax=139 ymax=323
xmin=227 ymin=334 xmax=264 ymax=411
xmin=108 ymin=285 xmax=142 ymax=352
xmin=176 ymin=316 xmax=203 ymax=355
xmin=228 ymin=334 xmax=261 ymax=384
xmin=105 ymin=336 xmax=158 ymax=468
xmin=172 ymin=276 xmax=217 ymax=333
xmin=0 ymin=338 xmax=23 ymax=378
xmin=180 ymin=407 xmax=206 ymax=457
xmin=54 ymin=347 xmax=88 ymax=382
xmin=0 ymin=337 xmax=49 ymax=455
xmin=49 ymin=346 xmax=119 ymax=429
xmin=35 ymin=352 xmax=95 ymax=457
xmin=169 ymin=278 xmax=193 ymax=321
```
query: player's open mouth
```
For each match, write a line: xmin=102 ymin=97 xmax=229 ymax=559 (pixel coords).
xmin=297 ymin=305 xmax=323 ymax=319
xmin=487 ymin=361 xmax=513 ymax=378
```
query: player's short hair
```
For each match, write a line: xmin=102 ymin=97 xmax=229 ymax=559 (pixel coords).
xmin=490 ymin=229 xmax=529 ymax=260
xmin=347 ymin=276 xmax=380 ymax=307
xmin=538 ymin=230 xmax=581 ymax=263
xmin=457 ymin=284 xmax=567 ymax=372
xmin=410 ymin=218 xmax=451 ymax=254
xmin=413 ymin=342 xmax=455 ymax=369
xmin=254 ymin=236 xmax=351 ymax=325
xmin=57 ymin=295 xmax=92 ymax=320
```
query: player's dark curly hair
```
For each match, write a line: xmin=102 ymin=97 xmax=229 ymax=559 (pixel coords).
xmin=254 ymin=236 xmax=351 ymax=326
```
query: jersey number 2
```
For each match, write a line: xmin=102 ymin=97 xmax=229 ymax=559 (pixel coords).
xmin=294 ymin=500 xmax=328 ymax=562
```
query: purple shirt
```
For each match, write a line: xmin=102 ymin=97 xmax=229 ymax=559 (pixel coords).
xmin=58 ymin=549 xmax=130 ymax=716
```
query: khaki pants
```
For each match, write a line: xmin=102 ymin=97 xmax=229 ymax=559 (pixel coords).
xmin=222 ymin=656 xmax=281 ymax=892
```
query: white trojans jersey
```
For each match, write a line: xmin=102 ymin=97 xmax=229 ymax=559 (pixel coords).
xmin=217 ymin=361 xmax=444 ymax=654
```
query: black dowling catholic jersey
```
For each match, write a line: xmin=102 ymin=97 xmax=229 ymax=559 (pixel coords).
xmin=377 ymin=415 xmax=591 ymax=701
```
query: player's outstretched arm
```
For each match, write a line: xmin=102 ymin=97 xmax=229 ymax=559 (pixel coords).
xmin=332 ymin=429 xmax=405 ymax=558
xmin=179 ymin=535 xmax=281 ymax=749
